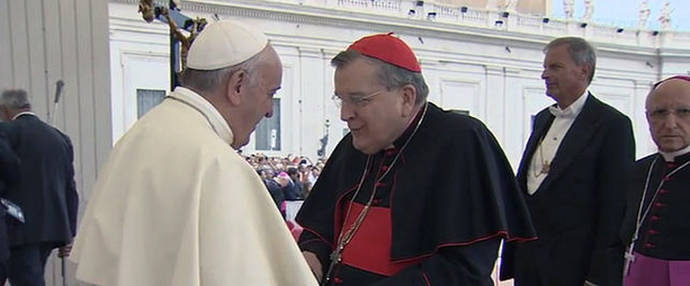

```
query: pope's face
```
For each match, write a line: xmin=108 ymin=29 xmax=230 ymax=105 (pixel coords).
xmin=233 ymin=47 xmax=283 ymax=149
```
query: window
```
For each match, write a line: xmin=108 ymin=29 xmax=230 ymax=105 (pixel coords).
xmin=255 ymin=98 xmax=281 ymax=151
xmin=136 ymin=89 xmax=166 ymax=118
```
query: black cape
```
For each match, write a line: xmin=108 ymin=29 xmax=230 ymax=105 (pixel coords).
xmin=296 ymin=103 xmax=535 ymax=285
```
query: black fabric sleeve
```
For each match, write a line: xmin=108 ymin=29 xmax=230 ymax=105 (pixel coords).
xmin=298 ymin=230 xmax=333 ymax=276
xmin=372 ymin=238 xmax=500 ymax=286
xmin=296 ymin=136 xmax=360 ymax=278
xmin=63 ymin=134 xmax=79 ymax=238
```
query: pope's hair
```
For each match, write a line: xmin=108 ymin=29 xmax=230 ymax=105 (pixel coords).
xmin=180 ymin=46 xmax=272 ymax=94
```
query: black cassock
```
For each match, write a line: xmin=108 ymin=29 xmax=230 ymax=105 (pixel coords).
xmin=296 ymin=103 xmax=536 ymax=285
xmin=621 ymin=152 xmax=690 ymax=261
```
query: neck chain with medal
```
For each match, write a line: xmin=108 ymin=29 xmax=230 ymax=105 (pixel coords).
xmin=623 ymin=155 xmax=690 ymax=276
xmin=320 ymin=102 xmax=428 ymax=286
xmin=536 ymin=105 xmax=568 ymax=177
xmin=535 ymin=136 xmax=551 ymax=177
xmin=535 ymin=105 xmax=577 ymax=178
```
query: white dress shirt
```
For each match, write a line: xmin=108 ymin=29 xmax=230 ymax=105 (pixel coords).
xmin=11 ymin=111 xmax=36 ymax=120
xmin=527 ymin=91 xmax=589 ymax=195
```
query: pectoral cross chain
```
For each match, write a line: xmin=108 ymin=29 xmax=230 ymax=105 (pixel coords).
xmin=322 ymin=245 xmax=344 ymax=285
xmin=623 ymin=246 xmax=635 ymax=276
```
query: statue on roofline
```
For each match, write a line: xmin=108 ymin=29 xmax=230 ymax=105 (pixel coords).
xmin=638 ymin=0 xmax=651 ymax=29
xmin=498 ymin=0 xmax=518 ymax=13
xmin=563 ymin=0 xmax=574 ymax=19
xmin=582 ymin=0 xmax=594 ymax=22
xmin=658 ymin=1 xmax=672 ymax=30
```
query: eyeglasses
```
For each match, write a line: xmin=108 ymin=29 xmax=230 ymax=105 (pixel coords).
xmin=332 ymin=90 xmax=383 ymax=108
xmin=648 ymin=107 xmax=690 ymax=121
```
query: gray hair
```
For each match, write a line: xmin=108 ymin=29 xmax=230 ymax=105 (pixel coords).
xmin=180 ymin=46 xmax=270 ymax=94
xmin=544 ymin=37 xmax=597 ymax=84
xmin=0 ymin=89 xmax=31 ymax=109
xmin=331 ymin=50 xmax=429 ymax=105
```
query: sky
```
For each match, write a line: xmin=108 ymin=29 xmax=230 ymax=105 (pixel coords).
xmin=550 ymin=0 xmax=689 ymax=31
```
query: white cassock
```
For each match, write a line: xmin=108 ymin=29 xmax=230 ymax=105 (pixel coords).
xmin=71 ymin=87 xmax=317 ymax=286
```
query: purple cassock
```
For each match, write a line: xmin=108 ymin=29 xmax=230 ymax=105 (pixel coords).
xmin=624 ymin=252 xmax=690 ymax=286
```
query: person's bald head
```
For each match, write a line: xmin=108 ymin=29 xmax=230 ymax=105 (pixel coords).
xmin=646 ymin=76 xmax=690 ymax=152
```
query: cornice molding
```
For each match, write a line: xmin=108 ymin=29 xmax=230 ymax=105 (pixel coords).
xmin=484 ymin=65 xmax=504 ymax=76
xmin=110 ymin=0 xmax=690 ymax=57
xmin=297 ymin=46 xmax=325 ymax=58
xmin=504 ymin=67 xmax=521 ymax=74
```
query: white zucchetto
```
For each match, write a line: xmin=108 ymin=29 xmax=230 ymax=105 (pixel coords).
xmin=186 ymin=20 xmax=268 ymax=70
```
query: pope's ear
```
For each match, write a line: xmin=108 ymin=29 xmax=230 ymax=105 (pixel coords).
xmin=226 ymin=69 xmax=247 ymax=105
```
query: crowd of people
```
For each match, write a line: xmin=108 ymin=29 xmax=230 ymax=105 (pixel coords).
xmin=1 ymin=16 xmax=688 ymax=286
xmin=242 ymin=153 xmax=325 ymax=215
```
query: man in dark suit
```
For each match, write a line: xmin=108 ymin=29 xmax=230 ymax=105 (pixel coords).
xmin=500 ymin=37 xmax=636 ymax=286
xmin=0 ymin=89 xmax=78 ymax=286
xmin=286 ymin=167 xmax=306 ymax=198
xmin=0 ymin=128 xmax=20 ymax=281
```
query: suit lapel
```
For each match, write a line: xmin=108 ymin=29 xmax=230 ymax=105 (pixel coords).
xmin=537 ymin=94 xmax=603 ymax=193
xmin=517 ymin=109 xmax=554 ymax=191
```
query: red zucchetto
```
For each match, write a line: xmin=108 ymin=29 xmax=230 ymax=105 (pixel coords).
xmin=347 ymin=32 xmax=422 ymax=73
